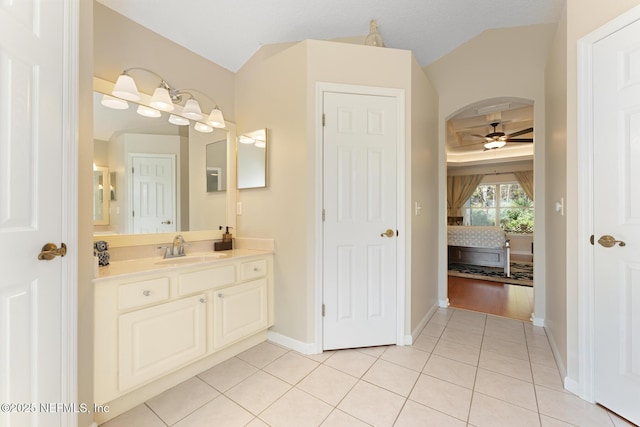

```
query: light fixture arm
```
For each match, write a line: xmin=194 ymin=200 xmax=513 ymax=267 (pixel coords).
xmin=121 ymin=67 xmax=182 ymax=103
xmin=174 ymin=88 xmax=221 ymax=110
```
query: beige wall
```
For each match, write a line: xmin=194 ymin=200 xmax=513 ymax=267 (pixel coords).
xmin=425 ymin=23 xmax=554 ymax=313
xmin=93 ymin=2 xmax=235 ymax=122
xmin=409 ymin=56 xmax=441 ymax=333
xmin=236 ymin=39 xmax=439 ymax=344
xmin=563 ymin=0 xmax=640 ymax=385
xmin=544 ymin=5 xmax=569 ymax=380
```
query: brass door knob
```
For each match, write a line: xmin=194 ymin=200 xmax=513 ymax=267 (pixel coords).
xmin=38 ymin=242 xmax=67 ymax=260
xmin=597 ymin=235 xmax=626 ymax=248
xmin=380 ymin=229 xmax=395 ymax=238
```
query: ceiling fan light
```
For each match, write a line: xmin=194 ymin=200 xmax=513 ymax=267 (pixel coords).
xmin=112 ymin=74 xmax=140 ymax=101
xmin=168 ymin=114 xmax=189 ymax=126
xmin=182 ymin=99 xmax=203 ymax=120
xmin=150 ymin=87 xmax=175 ymax=112
xmin=136 ymin=105 xmax=161 ymax=118
xmin=484 ymin=139 xmax=506 ymax=150
xmin=207 ymin=108 xmax=226 ymax=128
xmin=194 ymin=122 xmax=213 ymax=133
xmin=101 ymin=94 xmax=129 ymax=110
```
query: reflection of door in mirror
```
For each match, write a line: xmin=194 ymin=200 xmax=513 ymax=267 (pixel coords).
xmin=237 ymin=129 xmax=267 ymax=189
xmin=93 ymin=166 xmax=110 ymax=225
xmin=131 ymin=154 xmax=176 ymax=234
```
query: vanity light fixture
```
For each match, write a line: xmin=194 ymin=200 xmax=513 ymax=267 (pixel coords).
xmin=105 ymin=68 xmax=226 ymax=129
xmin=168 ymin=114 xmax=189 ymax=126
xmin=100 ymin=94 xmax=129 ymax=109
xmin=254 ymin=139 xmax=266 ymax=148
xmin=238 ymin=135 xmax=255 ymax=144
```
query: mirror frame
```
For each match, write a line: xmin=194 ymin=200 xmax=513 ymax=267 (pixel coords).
xmin=92 ymin=77 xmax=237 ymax=247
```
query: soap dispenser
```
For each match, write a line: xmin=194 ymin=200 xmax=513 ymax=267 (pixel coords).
xmin=214 ymin=226 xmax=234 ymax=251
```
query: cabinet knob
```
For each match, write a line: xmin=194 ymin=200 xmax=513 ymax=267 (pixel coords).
xmin=143 ymin=290 xmax=151 ymax=296
xmin=199 ymin=298 xmax=206 ymax=303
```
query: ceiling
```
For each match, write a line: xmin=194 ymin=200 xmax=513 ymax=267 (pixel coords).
xmin=96 ymin=0 xmax=565 ymax=73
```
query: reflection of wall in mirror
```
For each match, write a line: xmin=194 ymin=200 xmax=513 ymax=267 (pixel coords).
xmin=237 ymin=143 xmax=266 ymax=189
xmin=206 ymin=140 xmax=227 ymax=192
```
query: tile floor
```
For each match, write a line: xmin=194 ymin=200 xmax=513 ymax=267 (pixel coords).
xmin=101 ymin=308 xmax=636 ymax=427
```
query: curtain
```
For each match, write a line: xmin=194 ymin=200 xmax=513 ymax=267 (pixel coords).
xmin=514 ymin=171 xmax=534 ymax=201
xmin=447 ymin=174 xmax=484 ymax=217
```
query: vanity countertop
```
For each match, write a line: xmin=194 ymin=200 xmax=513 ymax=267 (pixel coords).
xmin=94 ymin=248 xmax=272 ymax=282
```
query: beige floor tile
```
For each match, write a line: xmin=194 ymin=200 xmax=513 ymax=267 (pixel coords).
xmin=540 ymin=414 xmax=577 ymax=426
xmin=260 ymin=388 xmax=333 ymax=427
xmin=421 ymin=321 xmax=446 ymax=337
xmin=145 ymin=377 xmax=219 ymax=425
xmin=530 ymin=362 xmax=564 ymax=391
xmin=320 ymin=409 xmax=370 ymax=426
xmin=528 ymin=346 xmax=557 ymax=369
xmin=362 ymin=359 xmax=420 ymax=397
xmin=469 ymin=392 xmax=541 ymax=427
xmin=380 ymin=345 xmax=430 ymax=372
xmin=446 ymin=318 xmax=486 ymax=335
xmin=535 ymin=385 xmax=614 ymax=427
xmin=481 ymin=335 xmax=529 ymax=361
xmin=297 ymin=364 xmax=358 ymax=406
xmin=263 ymin=351 xmax=319 ymax=384
xmin=484 ymin=323 xmax=526 ymax=345
xmin=197 ymin=356 xmax=258 ymax=392
xmin=246 ymin=418 xmax=270 ymax=427
xmin=324 ymin=349 xmax=377 ymax=378
xmin=423 ymin=354 xmax=477 ymax=389
xmin=356 ymin=345 xmax=389 ymax=358
xmin=441 ymin=325 xmax=484 ymax=348
xmin=100 ymin=404 xmax=165 ymax=427
xmin=428 ymin=309 xmax=453 ymax=326
xmin=411 ymin=333 xmax=438 ymax=353
xmin=236 ymin=341 xmax=288 ymax=368
xmin=432 ymin=338 xmax=481 ymax=366
xmin=525 ymin=331 xmax=553 ymax=350
xmin=302 ymin=350 xmax=335 ymax=363
xmin=409 ymin=374 xmax=472 ymax=421
xmin=479 ymin=349 xmax=533 ymax=382
xmin=172 ymin=395 xmax=254 ymax=427
xmin=395 ymin=400 xmax=467 ymax=427
xmin=608 ymin=411 xmax=638 ymax=427
xmin=474 ymin=368 xmax=537 ymax=411
xmin=338 ymin=381 xmax=406 ymax=427
xmin=225 ymin=371 xmax=291 ymax=415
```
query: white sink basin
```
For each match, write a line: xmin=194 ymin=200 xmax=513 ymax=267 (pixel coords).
xmin=155 ymin=253 xmax=228 ymax=265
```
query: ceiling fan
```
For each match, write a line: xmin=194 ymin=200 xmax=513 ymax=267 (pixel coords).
xmin=471 ymin=122 xmax=534 ymax=150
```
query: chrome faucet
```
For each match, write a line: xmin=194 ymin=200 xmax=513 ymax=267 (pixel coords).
xmin=158 ymin=235 xmax=187 ymax=258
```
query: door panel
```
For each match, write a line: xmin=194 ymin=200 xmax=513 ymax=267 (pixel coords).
xmin=323 ymin=92 xmax=398 ymax=350
xmin=0 ymin=0 xmax=68 ymax=425
xmin=593 ymin=17 xmax=640 ymax=424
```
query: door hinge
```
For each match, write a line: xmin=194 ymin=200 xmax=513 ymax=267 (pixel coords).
xmin=590 ymin=235 xmax=595 ymax=245
xmin=322 ymin=113 xmax=326 ymax=127
xmin=322 ymin=304 xmax=325 ymax=317
xmin=132 ymin=211 xmax=135 ymax=217
xmin=322 ymin=209 xmax=326 ymax=222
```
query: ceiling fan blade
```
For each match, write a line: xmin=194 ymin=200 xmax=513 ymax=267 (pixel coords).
xmin=506 ymin=127 xmax=533 ymax=138
xmin=506 ymin=138 xmax=534 ymax=143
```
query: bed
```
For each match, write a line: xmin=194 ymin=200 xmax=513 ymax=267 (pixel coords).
xmin=447 ymin=225 xmax=511 ymax=277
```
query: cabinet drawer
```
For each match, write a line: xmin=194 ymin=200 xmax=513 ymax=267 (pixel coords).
xmin=240 ymin=259 xmax=268 ymax=281
xmin=178 ymin=264 xmax=235 ymax=296
xmin=118 ymin=277 xmax=170 ymax=310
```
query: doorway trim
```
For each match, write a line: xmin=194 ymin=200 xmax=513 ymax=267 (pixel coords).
xmin=576 ymin=3 xmax=640 ymax=402
xmin=313 ymin=82 xmax=406 ymax=353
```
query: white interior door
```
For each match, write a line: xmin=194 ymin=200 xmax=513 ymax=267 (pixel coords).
xmin=323 ymin=91 xmax=398 ymax=350
xmin=131 ymin=154 xmax=176 ymax=234
xmin=0 ymin=1 xmax=73 ymax=426
xmin=593 ymin=17 xmax=640 ymax=425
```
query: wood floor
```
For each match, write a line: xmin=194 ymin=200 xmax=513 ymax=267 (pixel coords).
xmin=447 ymin=275 xmax=534 ymax=322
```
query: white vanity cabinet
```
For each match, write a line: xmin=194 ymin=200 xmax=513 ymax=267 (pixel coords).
xmin=93 ymin=252 xmax=273 ymax=408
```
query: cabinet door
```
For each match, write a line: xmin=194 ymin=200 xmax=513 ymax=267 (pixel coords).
xmin=119 ymin=294 xmax=207 ymax=392
xmin=214 ymin=279 xmax=268 ymax=349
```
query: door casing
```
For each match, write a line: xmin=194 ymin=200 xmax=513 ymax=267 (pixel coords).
xmin=314 ymin=82 xmax=406 ymax=354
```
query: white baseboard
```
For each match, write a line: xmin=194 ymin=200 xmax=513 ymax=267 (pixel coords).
xmin=267 ymin=330 xmax=318 ymax=355
xmin=439 ymin=298 xmax=450 ymax=308
xmin=532 ymin=315 xmax=544 ymax=327
xmin=564 ymin=376 xmax=582 ymax=397
xmin=408 ymin=303 xmax=440 ymax=345
xmin=545 ymin=324 xmax=568 ymax=383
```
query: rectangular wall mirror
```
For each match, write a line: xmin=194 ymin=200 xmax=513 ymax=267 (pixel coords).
xmin=93 ymin=165 xmax=110 ymax=225
xmin=237 ymin=129 xmax=268 ymax=189
xmin=93 ymin=85 xmax=232 ymax=236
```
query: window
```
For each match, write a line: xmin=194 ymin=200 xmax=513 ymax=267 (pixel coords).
xmin=464 ymin=182 xmax=534 ymax=234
